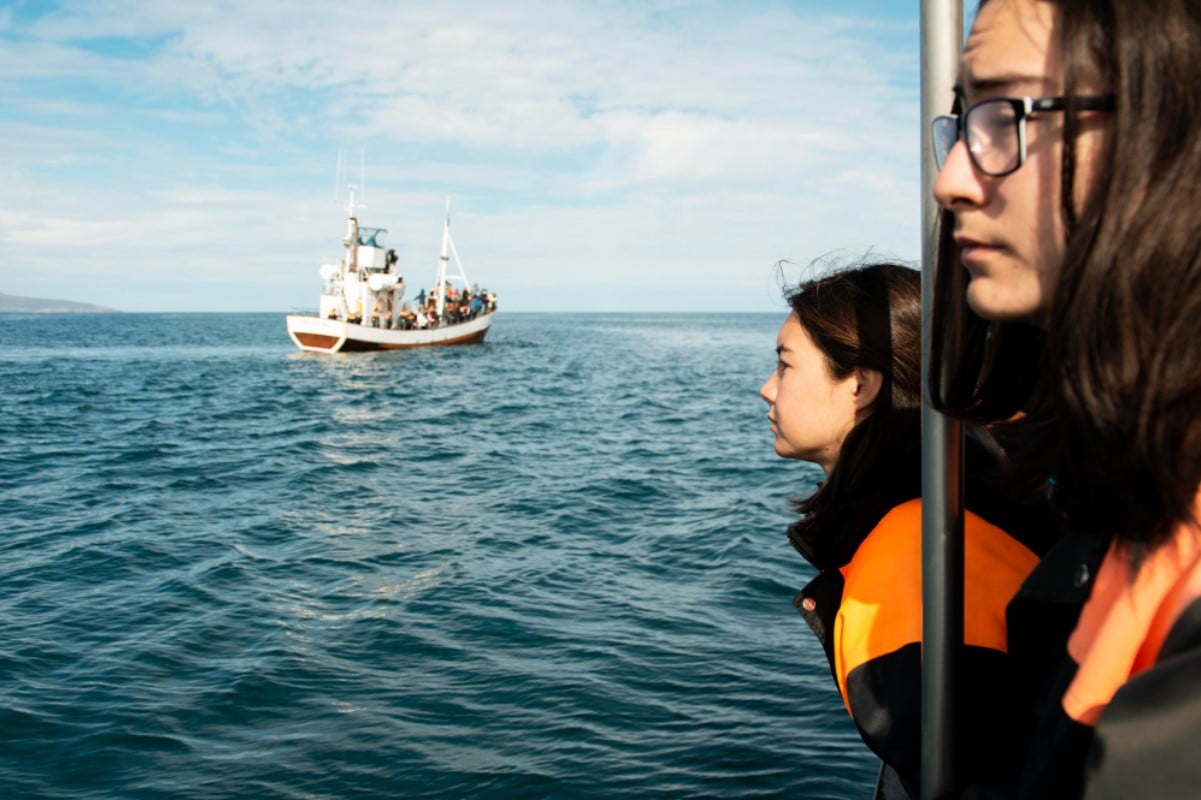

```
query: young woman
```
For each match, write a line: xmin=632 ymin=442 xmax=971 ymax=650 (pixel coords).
xmin=931 ymin=0 xmax=1201 ymax=796
xmin=760 ymin=263 xmax=1051 ymax=798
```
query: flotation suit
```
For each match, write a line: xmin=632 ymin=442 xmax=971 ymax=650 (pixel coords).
xmin=1006 ymin=515 xmax=1201 ymax=798
xmin=795 ymin=499 xmax=1041 ymax=797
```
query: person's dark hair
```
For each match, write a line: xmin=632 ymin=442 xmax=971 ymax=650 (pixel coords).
xmin=785 ymin=262 xmax=923 ymax=567
xmin=1052 ymin=0 xmax=1201 ymax=557
xmin=932 ymin=0 xmax=1201 ymax=559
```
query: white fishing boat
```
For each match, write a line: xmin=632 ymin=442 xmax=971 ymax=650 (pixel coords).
xmin=286 ymin=187 xmax=495 ymax=353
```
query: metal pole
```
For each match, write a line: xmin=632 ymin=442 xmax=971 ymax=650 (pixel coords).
xmin=920 ymin=1 xmax=964 ymax=798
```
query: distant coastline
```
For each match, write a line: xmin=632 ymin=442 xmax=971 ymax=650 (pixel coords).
xmin=0 ymin=292 xmax=119 ymax=313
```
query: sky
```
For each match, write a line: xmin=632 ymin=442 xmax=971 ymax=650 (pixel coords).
xmin=1 ymin=0 xmax=928 ymax=312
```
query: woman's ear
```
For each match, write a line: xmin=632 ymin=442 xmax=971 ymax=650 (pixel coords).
xmin=852 ymin=368 xmax=883 ymax=413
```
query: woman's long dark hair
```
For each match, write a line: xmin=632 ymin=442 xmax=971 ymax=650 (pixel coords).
xmin=932 ymin=0 xmax=1201 ymax=559
xmin=785 ymin=262 xmax=923 ymax=567
xmin=1052 ymin=0 xmax=1201 ymax=557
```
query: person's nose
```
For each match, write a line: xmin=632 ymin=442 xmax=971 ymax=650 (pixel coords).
xmin=933 ymin=138 xmax=988 ymax=211
xmin=759 ymin=374 xmax=777 ymax=405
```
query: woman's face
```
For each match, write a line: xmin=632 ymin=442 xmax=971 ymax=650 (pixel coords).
xmin=759 ymin=313 xmax=861 ymax=475
xmin=933 ymin=0 xmax=1107 ymax=323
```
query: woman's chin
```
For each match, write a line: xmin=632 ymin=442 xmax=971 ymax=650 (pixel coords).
xmin=965 ymin=280 xmax=1044 ymax=323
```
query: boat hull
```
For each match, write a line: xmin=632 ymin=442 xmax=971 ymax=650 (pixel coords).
xmin=286 ymin=312 xmax=493 ymax=353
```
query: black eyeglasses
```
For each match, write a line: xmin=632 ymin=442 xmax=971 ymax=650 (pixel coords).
xmin=932 ymin=94 xmax=1114 ymax=177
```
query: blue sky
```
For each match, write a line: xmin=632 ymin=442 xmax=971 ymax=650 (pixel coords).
xmin=1 ymin=0 xmax=924 ymax=312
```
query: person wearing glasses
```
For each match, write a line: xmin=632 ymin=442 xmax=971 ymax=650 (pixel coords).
xmin=760 ymin=262 xmax=1053 ymax=799
xmin=929 ymin=0 xmax=1201 ymax=797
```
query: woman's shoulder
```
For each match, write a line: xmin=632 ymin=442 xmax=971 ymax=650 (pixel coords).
xmin=853 ymin=497 xmax=1042 ymax=563
xmin=1068 ymin=520 xmax=1201 ymax=718
xmin=843 ymin=499 xmax=923 ymax=584
xmin=1060 ymin=521 xmax=1201 ymax=795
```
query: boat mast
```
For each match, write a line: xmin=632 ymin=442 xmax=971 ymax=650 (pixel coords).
xmin=432 ymin=197 xmax=476 ymax=317
xmin=336 ymin=148 xmax=367 ymax=276
xmin=434 ymin=198 xmax=451 ymax=318
xmin=344 ymin=184 xmax=360 ymax=274
xmin=920 ymin=1 xmax=964 ymax=798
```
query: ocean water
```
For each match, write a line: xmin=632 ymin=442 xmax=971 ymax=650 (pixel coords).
xmin=0 ymin=312 xmax=878 ymax=799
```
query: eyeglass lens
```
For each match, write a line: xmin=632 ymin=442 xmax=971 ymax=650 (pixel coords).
xmin=933 ymin=99 xmax=1024 ymax=176
xmin=932 ymin=116 xmax=958 ymax=170
xmin=966 ymin=100 xmax=1020 ymax=175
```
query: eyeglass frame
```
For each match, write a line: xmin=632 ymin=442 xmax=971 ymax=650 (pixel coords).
xmin=932 ymin=94 xmax=1115 ymax=177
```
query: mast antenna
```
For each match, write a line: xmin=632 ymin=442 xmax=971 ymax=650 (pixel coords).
xmin=334 ymin=148 xmax=345 ymax=206
xmin=359 ymin=148 xmax=367 ymax=208
xmin=333 ymin=147 xmax=368 ymax=211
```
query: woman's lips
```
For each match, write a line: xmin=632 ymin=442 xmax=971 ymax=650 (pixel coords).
xmin=956 ymin=238 xmax=1002 ymax=271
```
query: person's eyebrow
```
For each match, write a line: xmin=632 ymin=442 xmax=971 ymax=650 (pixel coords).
xmin=956 ymin=73 xmax=1057 ymax=99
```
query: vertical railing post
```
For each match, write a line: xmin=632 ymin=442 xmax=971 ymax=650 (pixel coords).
xmin=920 ymin=1 xmax=964 ymax=798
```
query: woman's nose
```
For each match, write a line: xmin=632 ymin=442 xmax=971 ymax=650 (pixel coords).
xmin=759 ymin=374 xmax=776 ymax=404
xmin=933 ymin=138 xmax=987 ymax=210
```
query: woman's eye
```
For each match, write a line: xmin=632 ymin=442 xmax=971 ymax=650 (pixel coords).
xmin=776 ymin=359 xmax=788 ymax=374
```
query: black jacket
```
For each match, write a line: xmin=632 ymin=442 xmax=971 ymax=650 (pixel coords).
xmin=1006 ymin=526 xmax=1201 ymax=799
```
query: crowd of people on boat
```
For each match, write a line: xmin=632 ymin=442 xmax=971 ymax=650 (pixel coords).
xmin=333 ymin=284 xmax=497 ymax=330
xmin=395 ymin=285 xmax=497 ymax=330
xmin=759 ymin=1 xmax=1201 ymax=798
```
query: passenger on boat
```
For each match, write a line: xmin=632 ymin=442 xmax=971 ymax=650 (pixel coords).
xmin=929 ymin=1 xmax=1201 ymax=796
xmin=760 ymin=262 xmax=1053 ymax=799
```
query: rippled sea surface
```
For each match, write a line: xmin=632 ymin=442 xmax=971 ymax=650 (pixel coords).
xmin=0 ymin=312 xmax=878 ymax=799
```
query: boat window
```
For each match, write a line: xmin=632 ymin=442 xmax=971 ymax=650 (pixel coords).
xmin=357 ymin=227 xmax=387 ymax=248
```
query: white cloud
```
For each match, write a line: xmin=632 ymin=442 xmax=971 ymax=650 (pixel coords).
xmin=0 ymin=0 xmax=923 ymax=311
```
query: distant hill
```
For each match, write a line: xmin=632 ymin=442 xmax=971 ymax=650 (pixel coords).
xmin=0 ymin=292 xmax=119 ymax=313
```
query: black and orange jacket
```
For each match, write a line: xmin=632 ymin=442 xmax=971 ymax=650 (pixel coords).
xmin=794 ymin=498 xmax=1043 ymax=797
xmin=1007 ymin=513 xmax=1201 ymax=799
